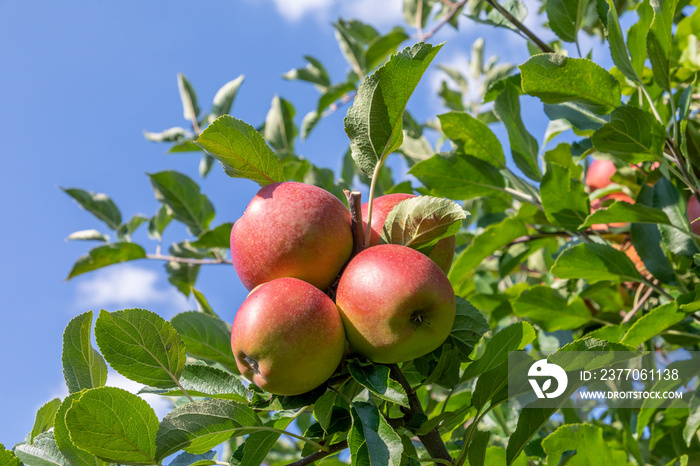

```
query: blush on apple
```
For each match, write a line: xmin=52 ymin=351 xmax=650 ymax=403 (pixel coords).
xmin=361 ymin=193 xmax=456 ymax=274
xmin=231 ymin=277 xmax=346 ymax=396
xmin=335 ymin=244 xmax=456 ymax=364
xmin=586 ymin=159 xmax=617 ymax=191
xmin=687 ymin=194 xmax=700 ymax=236
xmin=230 ymin=182 xmax=353 ymax=291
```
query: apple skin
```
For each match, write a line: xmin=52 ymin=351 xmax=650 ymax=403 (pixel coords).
xmin=361 ymin=193 xmax=456 ymax=274
xmin=231 ymin=277 xmax=346 ymax=396
xmin=687 ymin=195 xmax=700 ymax=236
xmin=335 ymin=244 xmax=456 ymax=364
xmin=586 ymin=159 xmax=617 ymax=191
xmin=590 ymin=191 xmax=634 ymax=230
xmin=230 ymin=182 xmax=353 ymax=291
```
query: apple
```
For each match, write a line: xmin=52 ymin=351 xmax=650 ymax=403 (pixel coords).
xmin=231 ymin=277 xmax=346 ymax=396
xmin=590 ymin=191 xmax=634 ymax=230
xmin=361 ymin=193 xmax=456 ymax=274
xmin=687 ymin=195 xmax=700 ymax=236
xmin=335 ymin=244 xmax=456 ymax=364
xmin=586 ymin=159 xmax=617 ymax=191
xmin=230 ymin=182 xmax=353 ymax=291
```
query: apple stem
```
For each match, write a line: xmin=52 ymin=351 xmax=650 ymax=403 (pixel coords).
xmin=344 ymin=189 xmax=365 ymax=258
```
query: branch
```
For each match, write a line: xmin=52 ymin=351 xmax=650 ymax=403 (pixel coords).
xmin=344 ymin=190 xmax=365 ymax=260
xmin=146 ymin=253 xmax=232 ymax=265
xmin=285 ymin=440 xmax=348 ymax=466
xmin=389 ymin=364 xmax=453 ymax=463
xmin=483 ymin=0 xmax=554 ymax=53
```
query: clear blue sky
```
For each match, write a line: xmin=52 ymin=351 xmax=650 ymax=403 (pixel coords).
xmin=0 ymin=0 xmax=611 ymax=446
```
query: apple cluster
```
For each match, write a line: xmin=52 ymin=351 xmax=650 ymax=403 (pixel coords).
xmin=229 ymin=182 xmax=457 ymax=395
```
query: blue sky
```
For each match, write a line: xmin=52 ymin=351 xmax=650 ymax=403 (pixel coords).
xmin=0 ymin=0 xmax=614 ymax=446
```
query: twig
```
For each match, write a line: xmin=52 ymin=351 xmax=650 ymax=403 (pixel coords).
xmin=146 ymin=253 xmax=232 ymax=265
xmin=344 ymin=190 xmax=365 ymax=259
xmin=416 ymin=0 xmax=425 ymax=40
xmin=483 ymin=0 xmax=554 ymax=53
xmin=422 ymin=0 xmax=468 ymax=40
xmin=623 ymin=285 xmax=653 ymax=324
xmin=285 ymin=440 xmax=348 ymax=466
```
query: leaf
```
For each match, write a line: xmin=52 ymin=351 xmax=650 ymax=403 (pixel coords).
xmin=410 ymin=152 xmax=506 ymax=200
xmin=602 ymin=0 xmax=640 ymax=83
xmin=196 ymin=115 xmax=285 ymax=186
xmin=178 ymin=73 xmax=200 ymax=122
xmin=591 ymin=106 xmax=666 ymax=163
xmin=66 ymin=387 xmax=159 ymax=465
xmin=117 ymin=214 xmax=148 ymax=242
xmin=446 ymin=297 xmax=490 ymax=361
xmin=148 ymin=204 xmax=172 ymax=240
xmin=283 ymin=56 xmax=331 ymax=87
xmin=519 ymin=54 xmax=621 ymax=114
xmin=62 ymin=310 xmax=108 ymax=393
xmin=471 ymin=352 xmax=536 ymax=410
xmin=631 ymin=184 xmax=676 ymax=284
xmin=171 ymin=311 xmax=237 ymax=372
xmin=155 ymin=399 xmax=261 ymax=461
xmin=542 ymin=424 xmax=631 ymax=466
xmin=365 ymin=29 xmax=411 ymax=72
xmin=628 ymin=0 xmax=654 ymax=78
xmin=380 ymin=195 xmax=466 ymax=252
xmin=438 ymin=112 xmax=505 ymax=167
xmin=61 ymin=187 xmax=122 ymax=230
xmin=67 ymin=243 xmax=146 ymax=279
xmin=348 ymin=363 xmax=409 ymax=408
xmin=403 ymin=0 xmax=431 ymax=28
xmin=540 ymin=146 xmax=590 ymax=230
xmin=54 ymin=393 xmax=101 ymax=466
xmin=15 ymin=432 xmax=71 ymax=466
xmin=141 ymin=364 xmax=247 ymax=401
xmin=94 ymin=308 xmax=186 ymax=388
xmin=264 ymin=95 xmax=297 ymax=156
xmin=461 ymin=322 xmax=536 ymax=382
xmin=233 ymin=411 xmax=295 ymax=466
xmin=550 ymin=242 xmax=642 ymax=283
xmin=647 ymin=0 xmax=678 ymax=91
xmin=344 ymin=42 xmax=442 ymax=176
xmin=579 ymin=200 xmax=671 ymax=229
xmin=66 ymin=229 xmax=109 ymax=242
xmin=621 ymin=302 xmax=684 ymax=346
xmin=30 ymin=398 xmax=62 ymax=443
xmin=546 ymin=0 xmax=590 ymax=43
xmin=543 ymin=102 xmax=609 ymax=132
xmin=211 ymin=75 xmax=245 ymax=117
xmin=653 ymin=177 xmax=698 ymax=257
xmin=0 ymin=443 xmax=22 ymax=466
xmin=190 ymin=223 xmax=233 ymax=249
xmin=334 ymin=19 xmax=378 ymax=75
xmin=169 ymin=451 xmax=217 ymax=466
xmin=149 ymin=170 xmax=215 ymax=237
xmin=191 ymin=288 xmax=220 ymax=319
xmin=512 ymin=286 xmax=592 ymax=331
xmin=349 ymin=402 xmax=403 ymax=466
xmin=494 ymin=82 xmax=541 ymax=181
xmin=468 ymin=430 xmax=491 ymax=466
xmin=683 ymin=390 xmax=700 ymax=447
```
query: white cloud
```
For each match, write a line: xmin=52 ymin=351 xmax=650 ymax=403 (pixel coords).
xmin=269 ymin=0 xmax=333 ymax=22
xmin=74 ymin=264 xmax=190 ymax=315
xmin=340 ymin=0 xmax=404 ymax=26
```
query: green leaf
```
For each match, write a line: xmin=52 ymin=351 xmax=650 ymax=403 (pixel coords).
xmin=211 ymin=75 xmax=245 ymax=118
xmin=348 ymin=363 xmax=409 ymax=408
xmin=94 ymin=308 xmax=186 ymax=388
xmin=190 ymin=223 xmax=233 ymax=249
xmin=140 ymin=364 xmax=247 ymax=402
xmin=438 ymin=112 xmax=505 ymax=167
xmin=546 ymin=0 xmax=590 ymax=43
xmin=170 ymin=451 xmax=217 ymax=466
xmin=543 ymin=424 xmax=631 ymax=466
xmin=579 ymin=200 xmax=671 ymax=229
xmin=283 ymin=56 xmax=331 ymax=87
xmin=62 ymin=310 xmax=108 ymax=393
xmin=683 ymin=390 xmax=700 ymax=447
xmin=30 ymin=398 xmax=62 ymax=443
xmin=233 ymin=411 xmax=295 ymax=466
xmin=540 ymin=146 xmax=590 ymax=230
xmin=54 ymin=393 xmax=101 ymax=466
xmin=494 ymin=82 xmax=541 ymax=181
xmin=264 ymin=95 xmax=297 ymax=156
xmin=380 ymin=195 xmax=466 ymax=252
xmin=61 ymin=187 xmax=122 ymax=230
xmin=461 ymin=322 xmax=536 ymax=382
xmin=149 ymin=170 xmax=215 ymax=237
xmin=67 ymin=243 xmax=146 ymax=279
xmin=344 ymin=42 xmax=442 ymax=176
xmin=550 ymin=242 xmax=642 ymax=283
xmin=117 ymin=214 xmax=148 ymax=242
xmin=631 ymin=184 xmax=676 ymax=284
xmin=66 ymin=387 xmax=159 ymax=465
xmin=447 ymin=297 xmax=490 ymax=361
xmin=602 ymin=0 xmax=640 ymax=83
xmin=519 ymin=53 xmax=621 ymax=114
xmin=148 ymin=204 xmax=172 ymax=241
xmin=403 ymin=0 xmax=431 ymax=28
xmin=471 ymin=353 xmax=535 ymax=410
xmin=155 ymin=399 xmax=261 ymax=461
xmin=196 ymin=115 xmax=285 ymax=186
xmin=0 ymin=443 xmax=22 ymax=466
xmin=591 ymin=106 xmax=666 ymax=163
xmin=512 ymin=286 xmax=592 ymax=331
xmin=438 ymin=81 xmax=464 ymax=111
xmin=544 ymin=102 xmax=609 ymax=132
xmin=334 ymin=19 xmax=378 ymax=75
xmin=66 ymin=229 xmax=109 ymax=242
xmin=628 ymin=0 xmax=654 ymax=79
xmin=178 ymin=73 xmax=200 ymax=122
xmin=365 ymin=29 xmax=411 ymax=72
xmin=349 ymin=402 xmax=403 ymax=466
xmin=653 ymin=177 xmax=699 ymax=257
xmin=191 ymin=288 xmax=220 ymax=319
xmin=647 ymin=0 xmax=678 ymax=91
xmin=15 ymin=432 xmax=70 ymax=466
xmin=144 ymin=127 xmax=191 ymax=143
xmin=171 ymin=311 xmax=237 ymax=372
xmin=468 ymin=430 xmax=491 ymax=466
xmin=409 ymin=152 xmax=506 ymax=200
xmin=313 ymin=391 xmax=338 ymax=432
xmin=167 ymin=261 xmax=200 ymax=297
xmin=621 ymin=302 xmax=684 ymax=346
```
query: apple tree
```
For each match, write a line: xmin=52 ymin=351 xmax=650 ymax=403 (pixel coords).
xmin=4 ymin=0 xmax=700 ymax=465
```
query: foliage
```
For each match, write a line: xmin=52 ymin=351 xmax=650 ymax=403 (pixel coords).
xmin=11 ymin=0 xmax=700 ymax=465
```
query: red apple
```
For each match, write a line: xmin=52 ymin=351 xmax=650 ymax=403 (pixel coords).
xmin=230 ymin=182 xmax=353 ymax=291
xmin=335 ymin=244 xmax=456 ymax=364
xmin=361 ymin=193 xmax=456 ymax=274
xmin=586 ymin=159 xmax=617 ymax=191
xmin=590 ymin=191 xmax=634 ymax=230
xmin=231 ymin=277 xmax=346 ymax=395
xmin=688 ymin=195 xmax=700 ymax=236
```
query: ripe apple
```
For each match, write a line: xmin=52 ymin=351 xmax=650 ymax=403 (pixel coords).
xmin=335 ymin=244 xmax=456 ymax=364
xmin=687 ymin=195 xmax=700 ymax=236
xmin=231 ymin=277 xmax=346 ymax=396
xmin=586 ymin=159 xmax=617 ymax=191
xmin=361 ymin=193 xmax=456 ymax=274
xmin=230 ymin=182 xmax=353 ymax=291
xmin=590 ymin=191 xmax=634 ymax=230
